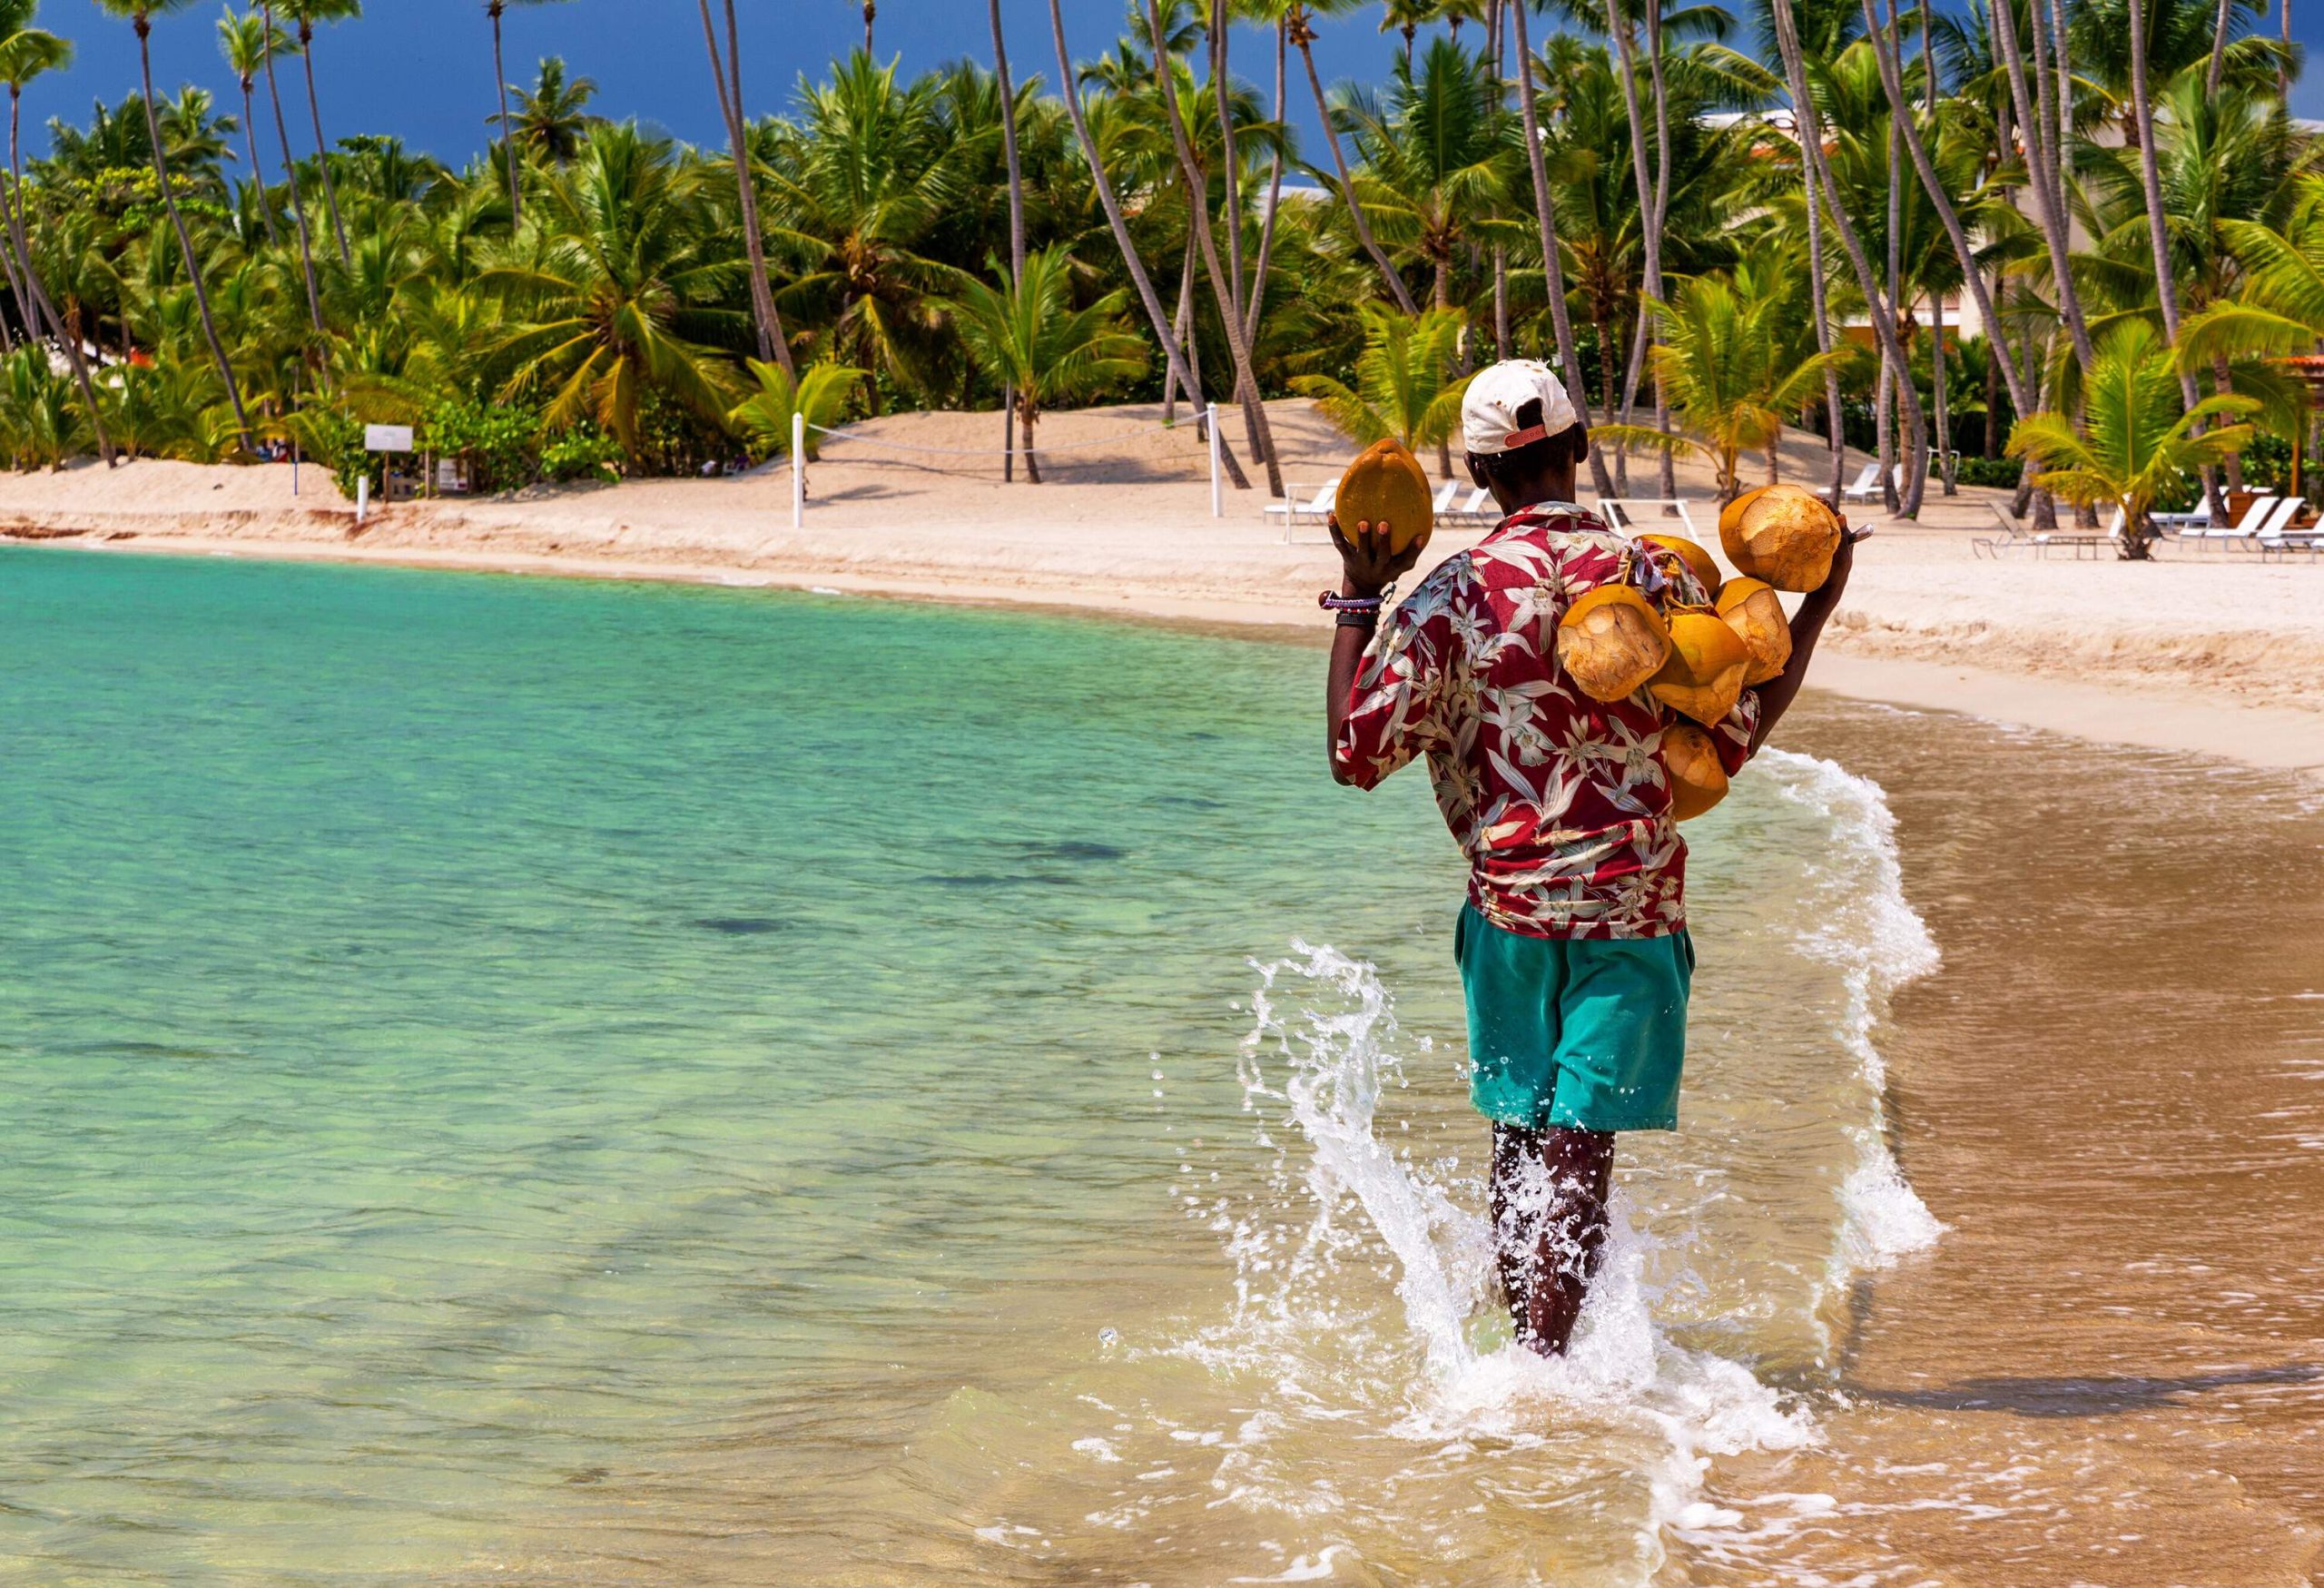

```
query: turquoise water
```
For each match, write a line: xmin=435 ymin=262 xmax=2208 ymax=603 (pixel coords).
xmin=0 ymin=547 xmax=1928 ymax=1585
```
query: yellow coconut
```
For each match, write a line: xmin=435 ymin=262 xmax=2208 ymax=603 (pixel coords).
xmin=1648 ymin=609 xmax=1752 ymax=725
xmin=1640 ymin=533 xmax=1722 ymax=598
xmin=1335 ymin=438 xmax=1435 ymax=556
xmin=1717 ymin=482 xmax=1843 ymax=591
xmin=1661 ymin=722 xmax=1729 ymax=821
xmin=1556 ymin=586 xmax=1671 ymax=702
xmin=1714 ymin=576 xmax=1792 ymax=686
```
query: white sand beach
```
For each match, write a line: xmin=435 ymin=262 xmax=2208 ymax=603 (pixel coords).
xmin=6 ymin=398 xmax=2321 ymax=772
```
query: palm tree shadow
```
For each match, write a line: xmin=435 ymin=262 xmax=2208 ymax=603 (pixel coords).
xmin=1846 ymin=1364 xmax=2322 ymax=1417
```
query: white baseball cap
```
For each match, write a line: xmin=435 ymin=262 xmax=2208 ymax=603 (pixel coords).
xmin=1461 ymin=360 xmax=1581 ymax=456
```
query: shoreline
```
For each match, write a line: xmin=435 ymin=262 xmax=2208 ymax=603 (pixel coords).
xmin=5 ymin=399 xmax=2320 ymax=779
xmin=21 ymin=526 xmax=2324 ymax=777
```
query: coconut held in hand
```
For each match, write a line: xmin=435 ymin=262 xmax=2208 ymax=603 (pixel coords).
xmin=1556 ymin=587 xmax=1671 ymax=702
xmin=1660 ymin=723 xmax=1729 ymax=821
xmin=1649 ymin=611 xmax=1752 ymax=725
xmin=1714 ymin=577 xmax=1791 ymax=685
xmin=1336 ymin=439 xmax=1435 ymax=556
xmin=1718 ymin=483 xmax=1843 ymax=592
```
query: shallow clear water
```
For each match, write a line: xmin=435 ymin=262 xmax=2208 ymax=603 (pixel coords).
xmin=4 ymin=547 xmax=1938 ymax=1584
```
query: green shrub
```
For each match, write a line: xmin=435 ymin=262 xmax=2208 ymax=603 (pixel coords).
xmin=540 ymin=425 xmax=623 ymax=484
xmin=423 ymin=398 xmax=537 ymax=495
xmin=1951 ymin=455 xmax=2023 ymax=488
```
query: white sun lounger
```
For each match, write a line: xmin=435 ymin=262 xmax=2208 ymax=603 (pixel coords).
xmin=1839 ymin=462 xmax=1883 ymax=504
xmin=1263 ymin=480 xmax=1336 ymax=527
xmin=2182 ymin=494 xmax=2279 ymax=553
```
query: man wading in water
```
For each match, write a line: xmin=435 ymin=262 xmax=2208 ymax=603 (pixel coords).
xmin=1322 ymin=361 xmax=1861 ymax=1355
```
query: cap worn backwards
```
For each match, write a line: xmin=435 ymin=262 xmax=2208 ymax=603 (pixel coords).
xmin=1461 ymin=360 xmax=1580 ymax=457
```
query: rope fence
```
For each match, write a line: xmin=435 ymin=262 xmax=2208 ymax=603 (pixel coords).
xmin=792 ymin=406 xmax=1226 ymax=528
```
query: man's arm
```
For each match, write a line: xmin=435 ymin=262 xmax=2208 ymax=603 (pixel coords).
xmin=1324 ymin=517 xmax=1423 ymax=784
xmin=1747 ymin=527 xmax=1867 ymax=754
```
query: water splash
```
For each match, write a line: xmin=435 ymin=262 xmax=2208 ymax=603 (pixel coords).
xmin=1758 ymin=750 xmax=1945 ymax=1306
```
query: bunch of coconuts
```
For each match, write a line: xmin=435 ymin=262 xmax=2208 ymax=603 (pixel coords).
xmin=1554 ymin=484 xmax=1845 ymax=822
xmin=1332 ymin=446 xmax=1842 ymax=822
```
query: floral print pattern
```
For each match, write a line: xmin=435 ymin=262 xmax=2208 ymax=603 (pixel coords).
xmin=1334 ymin=503 xmax=1760 ymax=940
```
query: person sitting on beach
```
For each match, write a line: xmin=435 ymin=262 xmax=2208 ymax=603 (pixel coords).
xmin=1322 ymin=360 xmax=1860 ymax=1356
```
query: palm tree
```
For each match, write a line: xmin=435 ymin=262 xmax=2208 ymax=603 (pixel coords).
xmin=989 ymin=0 xmax=1027 ymax=478
xmin=1042 ymin=0 xmax=1237 ymax=484
xmin=1257 ymin=0 xmax=1419 ymax=311
xmin=90 ymin=0 xmax=255 ymax=453
xmin=254 ymin=0 xmax=320 ymax=333
xmin=937 ymin=245 xmax=1149 ymax=483
xmin=1598 ymin=272 xmax=1849 ymax=499
xmin=1509 ymin=0 xmax=1612 ymax=496
xmin=485 ymin=0 xmax=569 ymax=227
xmin=1381 ymin=0 xmax=1431 ymax=66
xmin=1142 ymin=0 xmax=1283 ymax=494
xmin=279 ymin=0 xmax=356 ymax=262
xmin=2008 ymin=321 xmax=2253 ymax=557
xmin=1289 ymin=302 xmax=1468 ymax=462
xmin=503 ymin=55 xmax=597 ymax=165
xmin=0 ymin=2 xmax=109 ymax=461
xmin=730 ymin=357 xmax=865 ymax=461
xmin=217 ymin=6 xmax=290 ymax=243
xmin=692 ymin=0 xmax=788 ymax=376
xmin=862 ymin=0 xmax=874 ymax=54
xmin=483 ymin=123 xmax=743 ymax=454
xmin=1768 ymin=0 xmax=1927 ymax=514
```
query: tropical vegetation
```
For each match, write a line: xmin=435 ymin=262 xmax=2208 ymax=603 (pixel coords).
xmin=0 ymin=0 xmax=2306 ymax=557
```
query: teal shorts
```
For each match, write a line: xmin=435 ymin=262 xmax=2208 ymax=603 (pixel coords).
xmin=1453 ymin=902 xmax=1694 ymax=1133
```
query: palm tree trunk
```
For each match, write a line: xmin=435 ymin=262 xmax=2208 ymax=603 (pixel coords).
xmin=1883 ymin=53 xmax=1903 ymax=516
xmin=1292 ymin=15 xmax=1419 ymax=314
xmin=1145 ymin=0 xmax=1283 ymax=495
xmin=2212 ymin=353 xmax=2244 ymax=489
xmin=2207 ymin=0 xmax=2233 ymax=93
xmin=1508 ymin=0 xmax=1616 ymax=498
xmin=5 ymin=87 xmax=113 ymax=465
xmin=1241 ymin=15 xmax=1287 ymax=350
xmin=133 ymin=14 xmax=252 ymax=453
xmin=1489 ymin=0 xmax=1511 ymax=360
xmin=1932 ymin=290 xmax=1954 ymax=492
xmin=1047 ymin=0 xmax=1246 ymax=488
xmin=298 ymin=23 xmax=349 ymax=263
xmin=1857 ymin=0 xmax=2035 ymax=421
xmin=239 ymin=80 xmax=281 ymax=245
xmin=261 ymin=1 xmax=323 ymax=336
xmin=1174 ymin=233 xmax=1206 ymax=432
xmin=1989 ymin=0 xmax=2093 ymax=366
xmin=1604 ymin=6 xmax=1655 ymax=430
xmin=1209 ymin=0 xmax=1249 ymax=340
xmin=862 ymin=0 xmax=874 ymax=54
xmin=991 ymin=0 xmax=1026 ymax=481
xmin=492 ymin=2 xmax=521 ymax=227
xmin=697 ymin=0 xmax=791 ymax=378
xmin=2124 ymin=0 xmax=2215 ymax=533
xmin=1803 ymin=140 xmax=1846 ymax=506
xmin=1771 ymin=0 xmax=1925 ymax=514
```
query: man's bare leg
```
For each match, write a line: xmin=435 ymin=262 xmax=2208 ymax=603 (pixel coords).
xmin=1490 ymin=1122 xmax=1615 ymax=1355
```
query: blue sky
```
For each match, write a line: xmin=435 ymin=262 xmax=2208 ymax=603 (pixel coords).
xmin=25 ymin=0 xmax=2323 ymax=168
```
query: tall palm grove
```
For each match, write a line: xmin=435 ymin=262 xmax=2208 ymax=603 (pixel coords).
xmin=0 ymin=0 xmax=2309 ymax=557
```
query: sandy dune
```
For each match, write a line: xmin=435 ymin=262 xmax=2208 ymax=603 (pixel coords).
xmin=5 ymin=399 xmax=2320 ymax=771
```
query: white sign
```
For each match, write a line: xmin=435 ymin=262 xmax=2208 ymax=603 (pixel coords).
xmin=364 ymin=424 xmax=415 ymax=453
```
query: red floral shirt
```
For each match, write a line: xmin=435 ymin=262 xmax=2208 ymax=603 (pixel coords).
xmin=1333 ymin=502 xmax=1759 ymax=940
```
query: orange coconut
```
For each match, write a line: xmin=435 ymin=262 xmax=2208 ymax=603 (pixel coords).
xmin=1714 ymin=577 xmax=1791 ymax=686
xmin=1556 ymin=586 xmax=1671 ymax=701
xmin=1648 ymin=609 xmax=1752 ymax=725
xmin=1717 ymin=483 xmax=1843 ymax=591
xmin=1640 ymin=533 xmax=1722 ymax=598
xmin=1660 ymin=722 xmax=1729 ymax=821
xmin=1335 ymin=438 xmax=1435 ymax=556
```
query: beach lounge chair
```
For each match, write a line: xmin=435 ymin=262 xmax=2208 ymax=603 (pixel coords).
xmin=1839 ymin=462 xmax=1883 ymax=504
xmin=1972 ymin=499 xmax=2034 ymax=557
xmin=1264 ymin=480 xmax=1335 ymax=528
xmin=2032 ymin=505 xmax=2125 ymax=559
xmin=2251 ymin=498 xmax=2311 ymax=558
xmin=1448 ymin=487 xmax=1494 ymax=526
xmin=2182 ymin=494 xmax=2278 ymax=554
xmin=1431 ymin=478 xmax=1460 ymax=515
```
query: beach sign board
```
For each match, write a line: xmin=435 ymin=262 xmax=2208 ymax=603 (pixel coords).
xmin=364 ymin=423 xmax=415 ymax=453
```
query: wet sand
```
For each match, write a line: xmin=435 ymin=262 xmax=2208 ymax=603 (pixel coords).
xmin=1688 ymin=701 xmax=2324 ymax=1585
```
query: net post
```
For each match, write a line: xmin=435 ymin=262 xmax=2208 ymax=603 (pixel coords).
xmin=1207 ymin=404 xmax=1223 ymax=519
xmin=792 ymin=413 xmax=806 ymax=529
